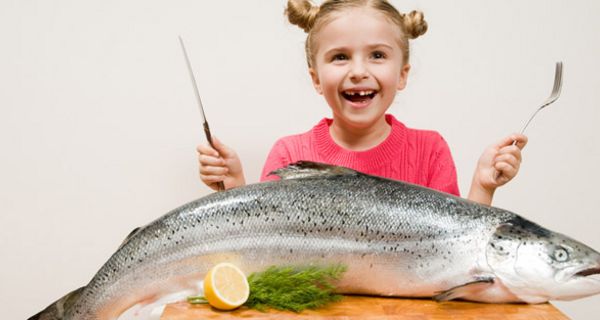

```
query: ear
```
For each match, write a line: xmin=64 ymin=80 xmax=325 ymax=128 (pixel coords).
xmin=397 ymin=63 xmax=411 ymax=91
xmin=309 ymin=67 xmax=323 ymax=95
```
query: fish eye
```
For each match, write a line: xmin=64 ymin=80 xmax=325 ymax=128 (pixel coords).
xmin=553 ymin=247 xmax=569 ymax=262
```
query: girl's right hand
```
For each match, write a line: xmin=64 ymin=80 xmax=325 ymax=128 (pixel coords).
xmin=197 ymin=137 xmax=246 ymax=190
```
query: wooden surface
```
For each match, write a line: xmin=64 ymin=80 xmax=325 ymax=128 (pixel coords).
xmin=161 ymin=295 xmax=569 ymax=319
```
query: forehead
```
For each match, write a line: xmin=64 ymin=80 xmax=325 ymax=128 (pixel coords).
xmin=315 ymin=7 xmax=403 ymax=51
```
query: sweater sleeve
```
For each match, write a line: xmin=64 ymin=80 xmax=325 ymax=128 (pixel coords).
xmin=427 ymin=135 xmax=460 ymax=197
xmin=260 ymin=139 xmax=292 ymax=182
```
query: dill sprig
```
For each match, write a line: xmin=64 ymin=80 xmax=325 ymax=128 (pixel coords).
xmin=186 ymin=296 xmax=208 ymax=304
xmin=244 ymin=264 xmax=347 ymax=312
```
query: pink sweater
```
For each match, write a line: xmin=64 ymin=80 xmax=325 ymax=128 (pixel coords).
xmin=260 ymin=114 xmax=460 ymax=196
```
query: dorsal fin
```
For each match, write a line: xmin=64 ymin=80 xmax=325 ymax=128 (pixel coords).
xmin=268 ymin=161 xmax=358 ymax=180
xmin=117 ymin=227 xmax=141 ymax=249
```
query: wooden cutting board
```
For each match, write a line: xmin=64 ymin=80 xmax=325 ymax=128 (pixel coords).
xmin=160 ymin=295 xmax=569 ymax=319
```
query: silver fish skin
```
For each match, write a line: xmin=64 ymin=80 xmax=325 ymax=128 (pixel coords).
xmin=29 ymin=162 xmax=600 ymax=320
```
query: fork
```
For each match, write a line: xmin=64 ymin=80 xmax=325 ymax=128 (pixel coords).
xmin=518 ymin=61 xmax=563 ymax=135
xmin=496 ymin=62 xmax=563 ymax=181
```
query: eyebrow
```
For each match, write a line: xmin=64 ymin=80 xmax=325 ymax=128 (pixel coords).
xmin=323 ymin=43 xmax=394 ymax=56
xmin=366 ymin=43 xmax=394 ymax=50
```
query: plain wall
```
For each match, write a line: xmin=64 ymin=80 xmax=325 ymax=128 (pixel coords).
xmin=1 ymin=0 xmax=599 ymax=318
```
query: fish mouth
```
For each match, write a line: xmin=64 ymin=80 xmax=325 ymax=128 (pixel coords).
xmin=575 ymin=267 xmax=600 ymax=277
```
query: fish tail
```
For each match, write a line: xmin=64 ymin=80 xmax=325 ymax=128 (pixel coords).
xmin=29 ymin=287 xmax=85 ymax=320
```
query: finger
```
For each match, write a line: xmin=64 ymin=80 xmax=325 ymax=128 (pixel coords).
xmin=494 ymin=133 xmax=528 ymax=150
xmin=200 ymin=174 xmax=227 ymax=183
xmin=497 ymin=145 xmax=522 ymax=162
xmin=199 ymin=165 xmax=229 ymax=176
xmin=494 ymin=155 xmax=519 ymax=170
xmin=494 ymin=162 xmax=517 ymax=179
xmin=510 ymin=133 xmax=528 ymax=150
xmin=196 ymin=144 xmax=220 ymax=157
xmin=211 ymin=137 xmax=235 ymax=158
xmin=493 ymin=135 xmax=517 ymax=149
xmin=199 ymin=154 xmax=225 ymax=166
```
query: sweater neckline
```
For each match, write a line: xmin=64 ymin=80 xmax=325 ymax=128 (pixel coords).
xmin=313 ymin=114 xmax=407 ymax=166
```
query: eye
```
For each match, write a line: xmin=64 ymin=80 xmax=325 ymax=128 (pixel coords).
xmin=371 ymin=51 xmax=386 ymax=59
xmin=553 ymin=248 xmax=569 ymax=262
xmin=331 ymin=53 xmax=348 ymax=61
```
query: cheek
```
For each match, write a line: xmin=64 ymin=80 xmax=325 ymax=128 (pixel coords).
xmin=372 ymin=66 xmax=403 ymax=89
xmin=318 ymin=67 xmax=343 ymax=87
xmin=514 ymin=246 xmax=556 ymax=281
xmin=515 ymin=256 xmax=555 ymax=280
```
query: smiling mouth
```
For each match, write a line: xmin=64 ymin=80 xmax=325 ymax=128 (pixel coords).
xmin=342 ymin=90 xmax=377 ymax=103
xmin=575 ymin=267 xmax=600 ymax=277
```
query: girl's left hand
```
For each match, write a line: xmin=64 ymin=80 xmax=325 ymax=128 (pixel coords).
xmin=474 ymin=133 xmax=528 ymax=191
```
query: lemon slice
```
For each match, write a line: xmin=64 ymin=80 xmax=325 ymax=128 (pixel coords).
xmin=203 ymin=262 xmax=250 ymax=310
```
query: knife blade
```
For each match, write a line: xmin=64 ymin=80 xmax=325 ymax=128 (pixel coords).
xmin=179 ymin=35 xmax=225 ymax=191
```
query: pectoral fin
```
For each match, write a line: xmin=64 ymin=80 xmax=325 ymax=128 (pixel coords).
xmin=117 ymin=289 xmax=198 ymax=320
xmin=433 ymin=278 xmax=495 ymax=302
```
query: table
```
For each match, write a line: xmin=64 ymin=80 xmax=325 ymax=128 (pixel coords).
xmin=160 ymin=295 xmax=569 ymax=319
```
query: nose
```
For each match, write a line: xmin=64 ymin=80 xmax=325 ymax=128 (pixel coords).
xmin=349 ymin=60 xmax=369 ymax=82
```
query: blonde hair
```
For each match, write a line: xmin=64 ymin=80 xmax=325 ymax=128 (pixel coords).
xmin=285 ymin=0 xmax=428 ymax=67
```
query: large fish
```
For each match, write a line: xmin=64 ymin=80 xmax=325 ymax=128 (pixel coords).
xmin=30 ymin=162 xmax=600 ymax=319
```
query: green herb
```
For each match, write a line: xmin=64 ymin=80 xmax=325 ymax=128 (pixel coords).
xmin=244 ymin=264 xmax=347 ymax=312
xmin=187 ymin=296 xmax=208 ymax=304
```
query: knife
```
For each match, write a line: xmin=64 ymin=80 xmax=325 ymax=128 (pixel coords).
xmin=179 ymin=35 xmax=225 ymax=191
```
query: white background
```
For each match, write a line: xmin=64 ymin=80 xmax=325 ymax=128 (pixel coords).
xmin=1 ymin=0 xmax=599 ymax=319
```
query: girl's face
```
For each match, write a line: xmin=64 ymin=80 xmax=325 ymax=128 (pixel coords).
xmin=309 ymin=7 xmax=410 ymax=130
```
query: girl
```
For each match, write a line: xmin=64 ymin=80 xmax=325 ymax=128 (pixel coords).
xmin=197 ymin=0 xmax=527 ymax=206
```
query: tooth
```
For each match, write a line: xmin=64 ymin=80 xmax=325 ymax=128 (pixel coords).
xmin=360 ymin=91 xmax=366 ymax=96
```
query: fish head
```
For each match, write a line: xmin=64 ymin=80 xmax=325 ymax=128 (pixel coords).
xmin=486 ymin=216 xmax=600 ymax=303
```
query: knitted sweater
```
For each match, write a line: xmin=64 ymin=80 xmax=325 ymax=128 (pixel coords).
xmin=260 ymin=114 xmax=460 ymax=196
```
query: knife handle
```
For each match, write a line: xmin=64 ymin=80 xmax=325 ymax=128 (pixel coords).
xmin=203 ymin=123 xmax=225 ymax=191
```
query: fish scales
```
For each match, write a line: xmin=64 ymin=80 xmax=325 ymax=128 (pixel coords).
xmin=76 ymin=172 xmax=505 ymax=316
xmin=30 ymin=162 xmax=600 ymax=320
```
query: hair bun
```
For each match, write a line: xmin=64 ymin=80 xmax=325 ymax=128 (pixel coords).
xmin=403 ymin=10 xmax=428 ymax=39
xmin=285 ymin=0 xmax=320 ymax=33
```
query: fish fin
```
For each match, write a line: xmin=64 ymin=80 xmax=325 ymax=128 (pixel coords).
xmin=433 ymin=278 xmax=495 ymax=302
xmin=117 ymin=289 xmax=196 ymax=320
xmin=29 ymin=286 xmax=85 ymax=320
xmin=118 ymin=227 xmax=142 ymax=249
xmin=117 ymin=301 xmax=166 ymax=320
xmin=269 ymin=161 xmax=358 ymax=180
